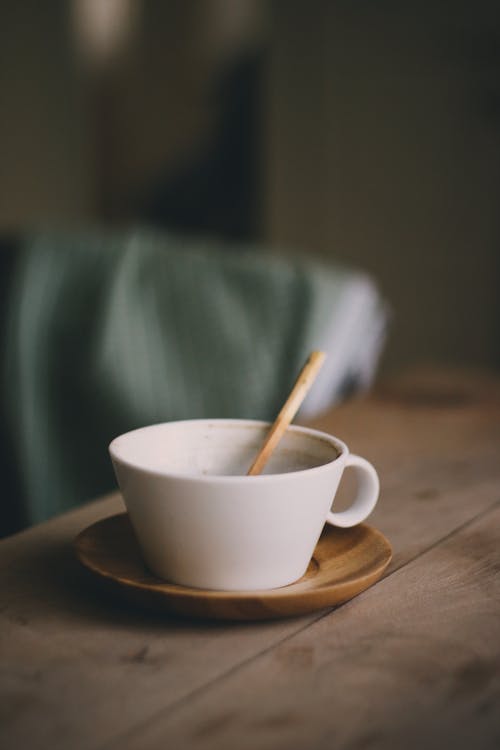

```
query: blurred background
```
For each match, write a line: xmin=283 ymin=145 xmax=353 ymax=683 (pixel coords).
xmin=1 ymin=0 xmax=500 ymax=374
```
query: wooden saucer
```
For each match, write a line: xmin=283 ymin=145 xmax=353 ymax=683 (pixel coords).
xmin=74 ymin=514 xmax=392 ymax=620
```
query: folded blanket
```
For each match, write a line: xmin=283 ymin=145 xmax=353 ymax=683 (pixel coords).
xmin=4 ymin=228 xmax=387 ymax=524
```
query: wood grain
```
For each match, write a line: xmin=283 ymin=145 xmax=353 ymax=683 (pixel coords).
xmin=105 ymin=502 xmax=500 ymax=750
xmin=1 ymin=368 xmax=499 ymax=750
xmin=74 ymin=514 xmax=392 ymax=620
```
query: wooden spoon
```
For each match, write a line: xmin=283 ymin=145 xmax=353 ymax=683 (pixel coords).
xmin=247 ymin=350 xmax=326 ymax=476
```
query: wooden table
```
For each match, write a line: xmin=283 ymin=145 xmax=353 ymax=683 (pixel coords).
xmin=1 ymin=368 xmax=500 ymax=750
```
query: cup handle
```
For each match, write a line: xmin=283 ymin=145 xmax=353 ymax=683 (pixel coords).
xmin=326 ymin=454 xmax=380 ymax=528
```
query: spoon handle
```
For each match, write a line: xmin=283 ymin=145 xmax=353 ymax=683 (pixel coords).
xmin=247 ymin=350 xmax=326 ymax=476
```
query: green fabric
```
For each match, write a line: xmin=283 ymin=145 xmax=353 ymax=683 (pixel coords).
xmin=4 ymin=228 xmax=363 ymax=525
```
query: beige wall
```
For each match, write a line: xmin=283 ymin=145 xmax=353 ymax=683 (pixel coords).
xmin=0 ymin=1 xmax=266 ymax=225
xmin=1 ymin=1 xmax=498 ymax=372
xmin=264 ymin=2 xmax=500 ymax=372
xmin=0 ymin=1 xmax=93 ymax=227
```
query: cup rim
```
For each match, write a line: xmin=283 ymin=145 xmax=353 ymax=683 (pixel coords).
xmin=109 ymin=419 xmax=347 ymax=483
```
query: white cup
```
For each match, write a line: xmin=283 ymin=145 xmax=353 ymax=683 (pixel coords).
xmin=109 ymin=419 xmax=380 ymax=591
